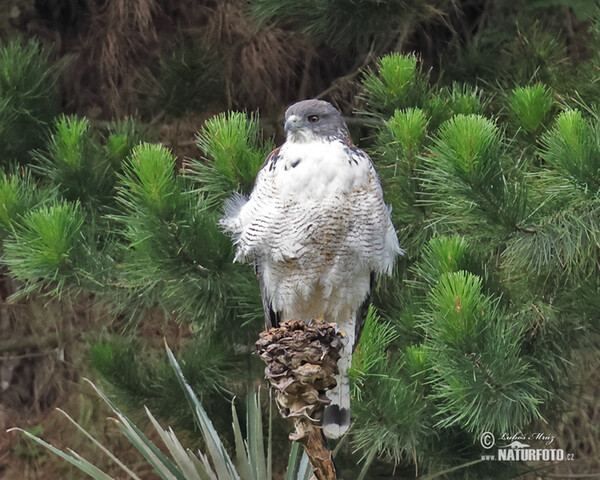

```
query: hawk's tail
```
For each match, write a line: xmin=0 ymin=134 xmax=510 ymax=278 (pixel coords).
xmin=323 ymin=346 xmax=351 ymax=439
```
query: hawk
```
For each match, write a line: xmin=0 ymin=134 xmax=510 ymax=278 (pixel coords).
xmin=221 ymin=99 xmax=402 ymax=439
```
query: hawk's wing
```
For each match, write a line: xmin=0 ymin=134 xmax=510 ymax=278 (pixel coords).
xmin=256 ymin=147 xmax=281 ymax=329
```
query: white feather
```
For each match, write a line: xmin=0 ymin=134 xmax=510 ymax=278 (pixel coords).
xmin=224 ymin=138 xmax=402 ymax=325
xmin=220 ymin=193 xmax=248 ymax=233
xmin=276 ymin=140 xmax=371 ymax=200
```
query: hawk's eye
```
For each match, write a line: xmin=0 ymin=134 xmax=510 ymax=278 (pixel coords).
xmin=308 ymin=115 xmax=320 ymax=124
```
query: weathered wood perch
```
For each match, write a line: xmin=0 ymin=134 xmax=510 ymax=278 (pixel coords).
xmin=256 ymin=320 xmax=343 ymax=480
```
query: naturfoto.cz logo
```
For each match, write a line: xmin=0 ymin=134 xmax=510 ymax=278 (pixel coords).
xmin=479 ymin=431 xmax=575 ymax=462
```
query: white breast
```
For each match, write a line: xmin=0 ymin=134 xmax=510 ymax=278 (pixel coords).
xmin=275 ymin=140 xmax=370 ymax=200
xmin=222 ymin=138 xmax=402 ymax=325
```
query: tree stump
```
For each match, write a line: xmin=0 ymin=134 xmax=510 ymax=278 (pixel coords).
xmin=255 ymin=320 xmax=342 ymax=480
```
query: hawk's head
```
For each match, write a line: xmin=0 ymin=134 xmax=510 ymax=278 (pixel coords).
xmin=284 ymin=99 xmax=350 ymax=143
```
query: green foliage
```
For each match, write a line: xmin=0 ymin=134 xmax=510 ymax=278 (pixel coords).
xmin=430 ymin=114 xmax=501 ymax=179
xmin=10 ymin=346 xmax=313 ymax=480
xmin=192 ymin=111 xmax=275 ymax=198
xmin=508 ymin=84 xmax=555 ymax=136
xmin=32 ymin=116 xmax=115 ymax=208
xmin=139 ymin=37 xmax=223 ymax=119
xmin=442 ymin=83 xmax=488 ymax=117
xmin=424 ymin=272 xmax=543 ymax=434
xmin=352 ymin=237 xmax=545 ymax=471
xmin=526 ymin=0 xmax=597 ymax=20
xmin=103 ymin=117 xmax=150 ymax=167
xmin=373 ymin=107 xmax=430 ymax=252
xmin=252 ymin=0 xmax=454 ymax=54
xmin=363 ymin=58 xmax=489 ymax=127
xmin=31 ymin=115 xmax=147 ymax=212
xmin=361 ymin=53 xmax=429 ymax=117
xmin=503 ymin=199 xmax=600 ymax=284
xmin=349 ymin=306 xmax=398 ymax=396
xmin=3 ymin=201 xmax=85 ymax=290
xmin=89 ymin=335 xmax=236 ymax=431
xmin=351 ymin=358 xmax=428 ymax=466
xmin=422 ymin=114 xmax=527 ymax=240
xmin=385 ymin=107 xmax=429 ymax=159
xmin=115 ymin=142 xmax=261 ymax=329
xmin=504 ymin=25 xmax=567 ymax=87
xmin=0 ymin=38 xmax=62 ymax=165
xmin=119 ymin=143 xmax=182 ymax=220
xmin=0 ymin=169 xmax=49 ymax=237
xmin=351 ymin=362 xmax=431 ymax=467
xmin=439 ymin=7 xmax=599 ymax=102
xmin=501 ymin=109 xmax=600 ymax=297
xmin=410 ymin=235 xmax=471 ymax=289
xmin=425 ymin=268 xmax=499 ymax=355
xmin=0 ymin=115 xmax=150 ymax=299
xmin=0 ymin=172 xmax=25 ymax=232
xmin=350 ymin=48 xmax=600 ymax=476
xmin=415 ymin=83 xmax=485 ymax=133
xmin=539 ymin=109 xmax=600 ymax=191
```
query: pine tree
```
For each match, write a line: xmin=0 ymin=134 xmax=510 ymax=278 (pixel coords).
xmin=341 ymin=52 xmax=599 ymax=476
xmin=0 ymin=39 xmax=62 ymax=165
xmin=3 ymin=12 xmax=600 ymax=478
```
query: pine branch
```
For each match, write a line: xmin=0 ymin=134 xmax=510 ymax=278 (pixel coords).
xmin=0 ymin=38 xmax=62 ymax=164
xmin=420 ymin=114 xmax=528 ymax=241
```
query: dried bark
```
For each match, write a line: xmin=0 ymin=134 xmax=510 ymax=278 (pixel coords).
xmin=256 ymin=320 xmax=342 ymax=480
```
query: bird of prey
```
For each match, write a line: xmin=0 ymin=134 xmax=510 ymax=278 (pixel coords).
xmin=221 ymin=99 xmax=402 ymax=439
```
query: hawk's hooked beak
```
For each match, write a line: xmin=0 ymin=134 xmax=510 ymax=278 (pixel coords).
xmin=284 ymin=115 xmax=302 ymax=136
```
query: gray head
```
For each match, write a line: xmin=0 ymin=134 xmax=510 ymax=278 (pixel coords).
xmin=284 ymin=99 xmax=350 ymax=143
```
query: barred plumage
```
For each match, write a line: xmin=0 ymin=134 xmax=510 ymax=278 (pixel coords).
xmin=221 ymin=99 xmax=402 ymax=439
